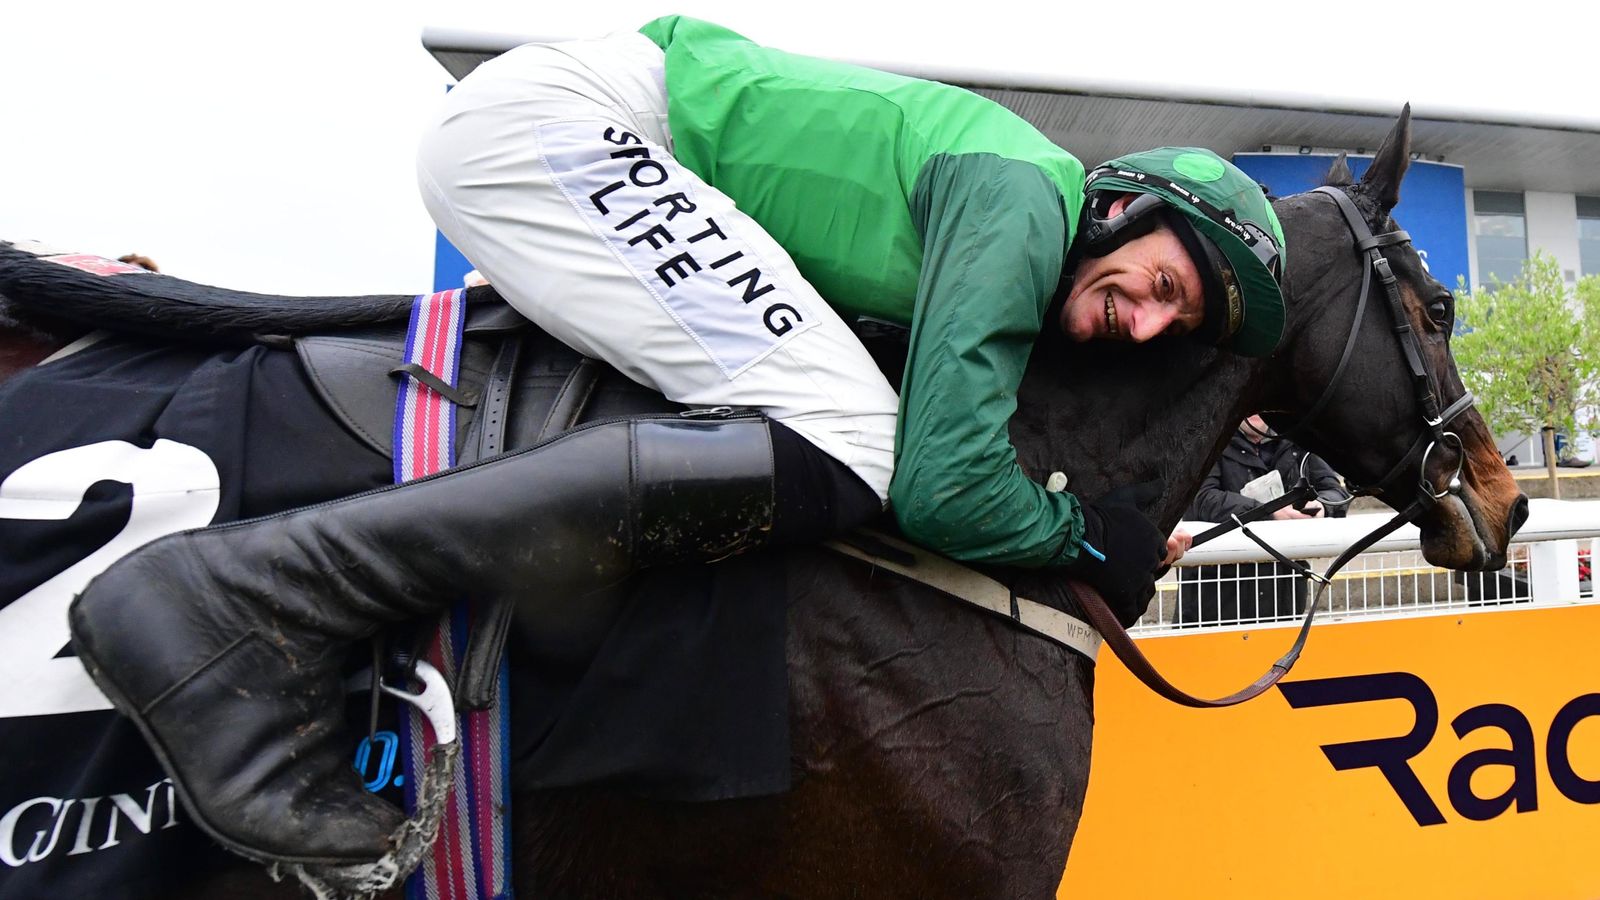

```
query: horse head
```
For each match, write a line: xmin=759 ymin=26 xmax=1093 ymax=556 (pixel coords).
xmin=1262 ymin=106 xmax=1527 ymax=569
xmin=1013 ymin=106 xmax=1525 ymax=574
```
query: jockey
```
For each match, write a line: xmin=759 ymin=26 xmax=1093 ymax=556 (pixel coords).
xmin=68 ymin=15 xmax=1285 ymax=882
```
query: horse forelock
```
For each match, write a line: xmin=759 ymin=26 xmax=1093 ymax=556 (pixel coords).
xmin=1344 ymin=182 xmax=1397 ymax=235
xmin=1322 ymin=154 xmax=1355 ymax=188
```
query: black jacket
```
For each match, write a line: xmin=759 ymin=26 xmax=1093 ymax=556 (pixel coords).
xmin=1187 ymin=430 xmax=1348 ymax=523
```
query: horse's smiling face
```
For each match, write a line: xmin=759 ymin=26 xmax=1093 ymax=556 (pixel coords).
xmin=1266 ymin=107 xmax=1527 ymax=572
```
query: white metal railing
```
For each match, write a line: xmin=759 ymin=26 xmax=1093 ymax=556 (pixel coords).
xmin=1137 ymin=498 xmax=1600 ymax=633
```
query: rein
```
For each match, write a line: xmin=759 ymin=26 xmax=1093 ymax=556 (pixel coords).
xmin=1076 ymin=470 xmax=1424 ymax=707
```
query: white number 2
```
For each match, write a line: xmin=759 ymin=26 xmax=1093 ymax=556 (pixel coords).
xmin=0 ymin=440 xmax=219 ymax=718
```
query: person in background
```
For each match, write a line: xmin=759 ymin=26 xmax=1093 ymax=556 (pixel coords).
xmin=117 ymin=253 xmax=159 ymax=272
xmin=1178 ymin=414 xmax=1348 ymax=625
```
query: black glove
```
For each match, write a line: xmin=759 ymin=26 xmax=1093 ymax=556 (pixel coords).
xmin=1066 ymin=481 xmax=1168 ymax=627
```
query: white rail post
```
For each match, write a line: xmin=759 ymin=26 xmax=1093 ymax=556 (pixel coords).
xmin=1529 ymin=539 xmax=1579 ymax=605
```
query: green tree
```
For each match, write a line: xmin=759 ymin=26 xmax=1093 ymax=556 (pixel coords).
xmin=1453 ymin=253 xmax=1600 ymax=498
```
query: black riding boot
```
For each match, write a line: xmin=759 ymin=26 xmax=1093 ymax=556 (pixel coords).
xmin=67 ymin=415 xmax=776 ymax=874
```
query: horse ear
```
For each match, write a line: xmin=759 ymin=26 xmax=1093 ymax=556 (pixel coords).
xmin=1359 ymin=103 xmax=1412 ymax=212
xmin=1325 ymin=153 xmax=1354 ymax=187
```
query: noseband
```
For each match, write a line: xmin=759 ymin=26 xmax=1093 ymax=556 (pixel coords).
xmin=1073 ymin=185 xmax=1481 ymax=709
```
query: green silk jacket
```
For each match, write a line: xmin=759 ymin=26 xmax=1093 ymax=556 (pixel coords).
xmin=642 ymin=15 xmax=1089 ymax=565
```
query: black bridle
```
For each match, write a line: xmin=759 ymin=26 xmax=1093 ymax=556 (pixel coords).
xmin=1199 ymin=185 xmax=1476 ymax=547
xmin=1282 ymin=187 xmax=1475 ymax=505
xmin=1077 ymin=184 xmax=1481 ymax=708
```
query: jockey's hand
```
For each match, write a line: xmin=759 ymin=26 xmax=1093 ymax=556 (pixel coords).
xmin=1069 ymin=482 xmax=1167 ymax=627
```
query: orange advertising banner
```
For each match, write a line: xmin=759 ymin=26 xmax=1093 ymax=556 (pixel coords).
xmin=1058 ymin=604 xmax=1600 ymax=900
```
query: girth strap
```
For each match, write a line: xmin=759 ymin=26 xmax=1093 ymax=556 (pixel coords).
xmin=391 ymin=289 xmax=511 ymax=900
xmin=460 ymin=336 xmax=521 ymax=467
xmin=453 ymin=335 xmax=525 ymax=710
xmin=457 ymin=352 xmax=602 ymax=710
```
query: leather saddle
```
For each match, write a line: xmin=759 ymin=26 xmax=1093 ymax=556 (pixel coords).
xmin=294 ymin=300 xmax=681 ymax=465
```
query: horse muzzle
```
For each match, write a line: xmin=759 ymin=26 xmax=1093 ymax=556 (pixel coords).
xmin=1416 ymin=481 xmax=1526 ymax=571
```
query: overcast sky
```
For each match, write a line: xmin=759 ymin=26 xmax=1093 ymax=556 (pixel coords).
xmin=2 ymin=0 xmax=1588 ymax=296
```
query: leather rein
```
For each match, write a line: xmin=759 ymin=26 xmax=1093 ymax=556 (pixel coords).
xmin=1069 ymin=185 xmax=1477 ymax=707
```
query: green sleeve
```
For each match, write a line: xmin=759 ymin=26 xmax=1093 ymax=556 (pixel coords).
xmin=890 ymin=153 xmax=1085 ymax=567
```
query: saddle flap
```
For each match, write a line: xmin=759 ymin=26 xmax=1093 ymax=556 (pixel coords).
xmin=295 ymin=324 xmax=496 ymax=460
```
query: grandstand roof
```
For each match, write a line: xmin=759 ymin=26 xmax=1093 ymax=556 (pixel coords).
xmin=422 ymin=27 xmax=1600 ymax=196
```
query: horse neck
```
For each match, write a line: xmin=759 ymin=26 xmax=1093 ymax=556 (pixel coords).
xmin=1245 ymin=190 xmax=1375 ymax=461
xmin=1011 ymin=328 xmax=1266 ymax=531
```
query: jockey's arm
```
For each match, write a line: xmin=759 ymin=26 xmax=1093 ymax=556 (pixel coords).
xmin=890 ymin=152 xmax=1088 ymax=568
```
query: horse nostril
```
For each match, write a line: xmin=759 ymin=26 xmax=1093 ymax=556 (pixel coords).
xmin=1508 ymin=494 xmax=1530 ymax=539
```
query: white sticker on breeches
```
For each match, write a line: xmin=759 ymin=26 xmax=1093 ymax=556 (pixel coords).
xmin=536 ymin=119 xmax=814 ymax=377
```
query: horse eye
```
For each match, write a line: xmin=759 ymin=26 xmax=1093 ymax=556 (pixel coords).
xmin=1428 ymin=294 xmax=1452 ymax=328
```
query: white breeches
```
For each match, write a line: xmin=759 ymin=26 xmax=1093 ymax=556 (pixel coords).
xmin=415 ymin=32 xmax=899 ymax=501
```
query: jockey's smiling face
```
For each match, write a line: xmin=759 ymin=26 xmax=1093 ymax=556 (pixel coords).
xmin=1058 ymin=195 xmax=1206 ymax=344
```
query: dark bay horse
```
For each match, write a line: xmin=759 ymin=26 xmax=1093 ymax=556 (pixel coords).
xmin=0 ymin=110 xmax=1524 ymax=899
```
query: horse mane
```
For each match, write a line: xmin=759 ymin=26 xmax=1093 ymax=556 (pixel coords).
xmin=1009 ymin=310 xmax=1257 ymax=537
xmin=0 ymin=289 xmax=80 ymax=347
xmin=0 ymin=241 xmax=498 ymax=345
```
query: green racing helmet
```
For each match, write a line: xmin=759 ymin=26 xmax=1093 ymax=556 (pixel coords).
xmin=1076 ymin=147 xmax=1286 ymax=357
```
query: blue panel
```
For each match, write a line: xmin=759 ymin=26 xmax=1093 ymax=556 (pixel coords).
xmin=427 ymin=82 xmax=478 ymax=294
xmin=432 ymin=231 xmax=475 ymax=293
xmin=1231 ymin=154 xmax=1470 ymax=291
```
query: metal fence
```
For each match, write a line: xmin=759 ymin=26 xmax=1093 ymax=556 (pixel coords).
xmin=1136 ymin=499 xmax=1600 ymax=633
